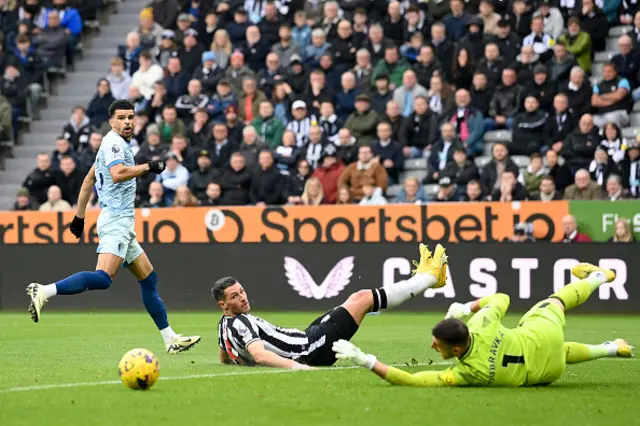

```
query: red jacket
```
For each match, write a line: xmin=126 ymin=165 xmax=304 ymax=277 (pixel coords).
xmin=564 ymin=232 xmax=592 ymax=243
xmin=313 ymin=161 xmax=346 ymax=204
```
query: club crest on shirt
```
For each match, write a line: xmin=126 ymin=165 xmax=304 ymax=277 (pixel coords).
xmin=112 ymin=145 xmax=120 ymax=154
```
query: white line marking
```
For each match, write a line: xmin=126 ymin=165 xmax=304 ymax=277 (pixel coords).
xmin=0 ymin=362 xmax=450 ymax=394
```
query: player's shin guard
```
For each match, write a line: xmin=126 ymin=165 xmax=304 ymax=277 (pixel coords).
xmin=139 ymin=271 xmax=169 ymax=330
xmin=55 ymin=270 xmax=112 ymax=295
xmin=551 ymin=273 xmax=607 ymax=311
xmin=564 ymin=342 xmax=616 ymax=364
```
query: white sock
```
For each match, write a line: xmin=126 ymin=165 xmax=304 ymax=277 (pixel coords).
xmin=160 ymin=326 xmax=178 ymax=343
xmin=41 ymin=284 xmax=58 ymax=300
xmin=381 ymin=273 xmax=437 ymax=310
xmin=586 ymin=271 xmax=607 ymax=291
xmin=601 ymin=341 xmax=619 ymax=357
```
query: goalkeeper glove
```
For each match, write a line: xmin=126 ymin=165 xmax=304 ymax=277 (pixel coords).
xmin=332 ymin=340 xmax=377 ymax=370
xmin=69 ymin=216 xmax=84 ymax=239
xmin=444 ymin=301 xmax=474 ymax=320
xmin=147 ymin=159 xmax=166 ymax=174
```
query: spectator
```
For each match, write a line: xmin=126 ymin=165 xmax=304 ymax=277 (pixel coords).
xmin=312 ymin=144 xmax=345 ymax=204
xmin=149 ymin=82 xmax=170 ymax=123
xmin=412 ymin=45 xmax=442 ymax=91
xmin=78 ymin=132 xmax=102 ymax=173
xmin=39 ymin=185 xmax=71 ymax=211
xmin=133 ymin=7 xmax=163 ymax=51
xmin=290 ymin=9 xmax=311 ymax=48
xmin=305 ymin=69 xmax=336 ymax=110
xmin=218 ymin=153 xmax=251 ymax=205
xmin=333 ymin=20 xmax=359 ymax=73
xmin=518 ymin=152 xmax=546 ymax=196
xmin=338 ymin=144 xmax=388 ymax=201
xmin=156 ymin=152 xmax=190 ymax=205
xmin=545 ymin=149 xmax=573 ymax=193
xmin=169 ymin=135 xmax=198 ymax=172
xmin=140 ymin=181 xmax=166 ymax=208
xmin=447 ymin=89 xmax=484 ymax=157
xmin=55 ymin=156 xmax=82 ymax=205
xmin=359 ymin=184 xmax=388 ymax=205
xmin=427 ymin=74 xmax=454 ymax=117
xmin=158 ymin=105 xmax=186 ymax=145
xmin=175 ymin=79 xmax=209 ymax=124
xmin=284 ymin=158 xmax=311 ymax=204
xmin=470 ymin=72 xmax=491 ymax=117
xmin=242 ymin=26 xmax=269 ymax=73
xmin=51 ymin=138 xmax=78 ymax=171
xmin=458 ymin=18 xmax=485 ymax=63
xmin=491 ymin=169 xmax=530 ymax=201
xmin=272 ymin=24 xmax=302 ymax=69
xmin=476 ymin=43 xmax=504 ymax=88
xmin=1 ymin=64 xmax=27 ymax=137
xmin=478 ymin=0 xmax=502 ymax=35
xmin=462 ymin=179 xmax=485 ymax=201
xmin=250 ymin=150 xmax=284 ymax=206
xmin=383 ymin=1 xmax=404 ymax=44
xmin=131 ymin=52 xmax=165 ymax=100
xmin=393 ymin=177 xmax=429 ymax=204
xmin=299 ymin=177 xmax=325 ymax=205
xmin=372 ymin=46 xmax=411 ymax=91
xmin=619 ymin=139 xmax=640 ymax=197
xmin=238 ymin=77 xmax=267 ymax=124
xmin=344 ymin=94 xmax=380 ymax=144
xmin=86 ymin=79 xmax=115 ymax=130
xmin=605 ymin=174 xmax=628 ymax=201
xmin=371 ymin=121 xmax=404 ymax=184
xmin=61 ymin=106 xmax=94 ymax=152
xmin=522 ymin=15 xmax=554 ymax=61
xmin=491 ymin=19 xmax=521 ymax=63
xmin=509 ymin=223 xmax=536 ymax=243
xmin=335 ymin=128 xmax=359 ymax=165
xmin=164 ymin=57 xmax=190 ymax=103
xmin=393 ymin=69 xmax=428 ymax=118
xmin=564 ymin=168 xmax=604 ymax=200
xmin=608 ymin=218 xmax=636 ymax=242
xmin=186 ymin=108 xmax=211 ymax=150
xmin=352 ymin=49 xmax=373 ymax=92
xmin=210 ymin=122 xmax=234 ymax=169
xmin=559 ymin=66 xmax=592 ymax=119
xmin=370 ymin=74 xmax=393 ymax=115
xmin=119 ymin=31 xmax=144 ymax=76
xmin=336 ymin=185 xmax=353 ymax=204
xmin=562 ymin=214 xmax=592 ymax=242
xmin=532 ymin=175 xmax=563 ymax=201
xmin=227 ymin=8 xmax=249 ymax=46
xmin=486 ymin=68 xmax=522 ymax=130
xmin=250 ymin=101 xmax=284 ymax=150
xmin=598 ymin=122 xmax=626 ymax=164
xmin=155 ymin=30 xmax=178 ymax=69
xmin=620 ymin=2 xmax=640 ymax=26
xmin=106 ymin=58 xmax=131 ymax=101
xmin=11 ymin=35 xmax=44 ymax=112
xmin=22 ymin=152 xmax=55 ymax=206
xmin=286 ymin=100 xmax=316 ymax=147
xmin=432 ymin=176 xmax=460 ymax=202
xmin=513 ymin=45 xmax=540 ymax=87
xmin=534 ymin=0 xmax=564 ymax=39
xmin=318 ymin=101 xmax=342 ymax=142
xmin=444 ymin=0 xmax=471 ymax=42
xmin=150 ymin=0 xmax=180 ymax=30
xmin=178 ymin=28 xmax=205 ymax=75
xmin=627 ymin=11 xmax=640 ymax=50
xmin=589 ymin=146 xmax=617 ymax=187
xmin=525 ymin=64 xmax=555 ymax=113
xmin=225 ymin=105 xmax=245 ymax=146
xmin=562 ymin=113 xmax=600 ymax=171
xmin=136 ymin=124 xmax=168 ymax=163
xmin=578 ymin=0 xmax=608 ymax=53
xmin=545 ymin=93 xmax=576 ymax=154
xmin=206 ymin=30 xmax=232 ymax=71
xmin=403 ymin=5 xmax=430 ymax=44
xmin=13 ymin=187 xmax=33 ymax=211
xmin=613 ymin=35 xmax=640 ymax=92
xmin=304 ymin=28 xmax=332 ymax=68
xmin=510 ymin=95 xmax=547 ymax=156
xmin=206 ymin=79 xmax=237 ymax=122
xmin=32 ymin=10 xmax=67 ymax=68
xmin=426 ymin=123 xmax=465 ymax=183
xmin=193 ymin=52 xmax=223 ymax=96
xmin=592 ymin=63 xmax=631 ymax=129
xmin=201 ymin=182 xmax=222 ymax=206
xmin=363 ymin=24 xmax=394 ymax=66
xmin=256 ymin=53 xmax=283 ymax=100
xmin=480 ymin=142 xmax=519 ymax=196
xmin=405 ymin=95 xmax=440 ymax=158
xmin=173 ymin=185 xmax=200 ymax=207
xmin=284 ymin=54 xmax=308 ymax=96
xmin=548 ymin=43 xmax=577 ymax=88
xmin=384 ymin=101 xmax=408 ymax=146
xmin=442 ymin=146 xmax=480 ymax=189
xmin=239 ymin=126 xmax=265 ymax=171
xmin=557 ymin=19 xmax=592 ymax=77
xmin=335 ymin=72 xmax=359 ymax=122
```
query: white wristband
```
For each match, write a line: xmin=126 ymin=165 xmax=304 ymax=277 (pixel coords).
xmin=463 ymin=302 xmax=474 ymax=316
xmin=363 ymin=354 xmax=377 ymax=370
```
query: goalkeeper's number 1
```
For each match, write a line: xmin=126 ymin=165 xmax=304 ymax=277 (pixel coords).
xmin=502 ymin=355 xmax=525 ymax=367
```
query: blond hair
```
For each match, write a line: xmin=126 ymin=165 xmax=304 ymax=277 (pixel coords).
xmin=173 ymin=185 xmax=200 ymax=207
xmin=301 ymin=177 xmax=324 ymax=206
xmin=613 ymin=218 xmax=633 ymax=242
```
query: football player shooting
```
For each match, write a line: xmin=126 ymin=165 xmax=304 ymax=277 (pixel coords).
xmin=26 ymin=100 xmax=200 ymax=354
xmin=214 ymin=244 xmax=448 ymax=369
xmin=334 ymin=263 xmax=634 ymax=386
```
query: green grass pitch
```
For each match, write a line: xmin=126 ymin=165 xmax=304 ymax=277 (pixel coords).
xmin=1 ymin=312 xmax=638 ymax=426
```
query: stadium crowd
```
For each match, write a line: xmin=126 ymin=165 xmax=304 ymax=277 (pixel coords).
xmin=6 ymin=0 xmax=640 ymax=213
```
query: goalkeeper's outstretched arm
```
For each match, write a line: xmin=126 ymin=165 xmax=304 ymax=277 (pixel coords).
xmin=445 ymin=293 xmax=511 ymax=321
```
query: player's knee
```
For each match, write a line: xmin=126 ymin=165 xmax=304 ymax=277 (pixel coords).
xmin=92 ymin=270 xmax=113 ymax=290
xmin=346 ymin=290 xmax=373 ymax=307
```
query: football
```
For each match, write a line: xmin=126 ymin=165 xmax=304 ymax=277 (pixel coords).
xmin=118 ymin=348 xmax=160 ymax=390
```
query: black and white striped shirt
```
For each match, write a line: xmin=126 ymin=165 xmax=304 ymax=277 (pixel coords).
xmin=218 ymin=314 xmax=310 ymax=365
xmin=286 ymin=115 xmax=318 ymax=147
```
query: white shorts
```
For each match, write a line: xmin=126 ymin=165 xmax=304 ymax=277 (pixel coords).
xmin=96 ymin=214 xmax=144 ymax=266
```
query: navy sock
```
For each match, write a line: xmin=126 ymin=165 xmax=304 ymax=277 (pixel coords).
xmin=139 ymin=271 xmax=169 ymax=330
xmin=55 ymin=270 xmax=112 ymax=295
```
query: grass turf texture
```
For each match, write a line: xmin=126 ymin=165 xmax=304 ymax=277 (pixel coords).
xmin=0 ymin=312 xmax=638 ymax=426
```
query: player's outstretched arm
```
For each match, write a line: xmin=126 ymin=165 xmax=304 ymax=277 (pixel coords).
xmin=246 ymin=340 xmax=313 ymax=370
xmin=445 ymin=293 xmax=510 ymax=321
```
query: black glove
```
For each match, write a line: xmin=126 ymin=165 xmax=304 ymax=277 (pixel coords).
xmin=147 ymin=159 xmax=166 ymax=174
xmin=70 ymin=215 xmax=84 ymax=239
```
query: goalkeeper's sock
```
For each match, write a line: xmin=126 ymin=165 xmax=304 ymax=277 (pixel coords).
xmin=564 ymin=342 xmax=618 ymax=364
xmin=139 ymin=271 xmax=171 ymax=332
xmin=160 ymin=326 xmax=178 ymax=343
xmin=551 ymin=271 xmax=607 ymax=311
xmin=371 ymin=273 xmax=437 ymax=311
xmin=53 ymin=270 xmax=112 ymax=296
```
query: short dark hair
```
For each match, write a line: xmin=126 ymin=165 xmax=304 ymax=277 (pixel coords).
xmin=211 ymin=276 xmax=238 ymax=301
xmin=109 ymin=100 xmax=135 ymax=118
xmin=542 ymin=175 xmax=555 ymax=184
xmin=432 ymin=318 xmax=469 ymax=346
xmin=140 ymin=51 xmax=153 ymax=60
xmin=530 ymin=152 xmax=542 ymax=160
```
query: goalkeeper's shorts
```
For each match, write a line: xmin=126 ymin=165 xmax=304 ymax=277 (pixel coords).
xmin=298 ymin=307 xmax=360 ymax=367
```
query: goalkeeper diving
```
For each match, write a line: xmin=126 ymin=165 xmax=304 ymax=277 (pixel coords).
xmin=333 ymin=259 xmax=634 ymax=387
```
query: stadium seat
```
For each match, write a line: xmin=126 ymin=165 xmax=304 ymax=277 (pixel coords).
xmin=606 ymin=37 xmax=618 ymax=52
xmin=511 ymin=155 xmax=531 ymax=168
xmin=400 ymin=169 xmax=428 ymax=182
xmin=621 ymin=127 xmax=640 ymax=138
xmin=594 ymin=51 xmax=613 ymax=63
xmin=592 ymin=63 xmax=604 ymax=77
xmin=633 ymin=102 xmax=640 ymax=112
xmin=589 ymin=76 xmax=600 ymax=86
xmin=386 ymin=184 xmax=402 ymax=198
xmin=423 ymin=184 xmax=439 ymax=197
xmin=483 ymin=142 xmax=494 ymax=156
xmin=474 ymin=155 xmax=491 ymax=168
xmin=609 ymin=25 xmax=632 ymax=37
xmin=630 ymin=113 xmax=640 ymax=127
xmin=483 ymin=130 xmax=512 ymax=143
xmin=405 ymin=158 xmax=427 ymax=170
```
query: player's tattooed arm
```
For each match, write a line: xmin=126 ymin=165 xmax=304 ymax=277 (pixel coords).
xmin=76 ymin=164 xmax=97 ymax=219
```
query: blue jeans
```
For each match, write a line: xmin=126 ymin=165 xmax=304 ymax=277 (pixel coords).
xmin=406 ymin=146 xmax=429 ymax=158
xmin=483 ymin=117 xmax=513 ymax=132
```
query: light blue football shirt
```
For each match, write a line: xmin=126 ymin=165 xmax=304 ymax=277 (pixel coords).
xmin=94 ymin=130 xmax=136 ymax=218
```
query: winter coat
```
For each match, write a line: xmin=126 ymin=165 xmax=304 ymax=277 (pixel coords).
xmin=371 ymin=140 xmax=405 ymax=182
xmin=393 ymin=185 xmax=430 ymax=204
xmin=561 ymin=127 xmax=600 ymax=170
xmin=87 ymin=92 xmax=116 ymax=128
xmin=344 ymin=109 xmax=381 ymax=144
xmin=238 ymin=91 xmax=268 ymax=123
xmin=392 ymin=84 xmax=429 ymax=116
xmin=242 ymin=40 xmax=270 ymax=73
xmin=312 ymin=161 xmax=346 ymax=204
xmin=338 ymin=161 xmax=389 ymax=201
xmin=559 ymin=32 xmax=592 ymax=73
xmin=163 ymin=72 xmax=190 ymax=103
xmin=359 ymin=186 xmax=388 ymax=205
xmin=106 ymin=72 xmax=131 ymax=100
xmin=250 ymin=165 xmax=285 ymax=205
xmin=219 ymin=166 xmax=252 ymax=205
xmin=252 ymin=115 xmax=285 ymax=149
xmin=189 ymin=166 xmax=217 ymax=201
xmin=489 ymin=84 xmax=524 ymax=117
xmin=271 ymin=42 xmax=303 ymax=68
xmin=193 ymin=65 xmax=224 ymax=95
xmin=405 ymin=110 xmax=440 ymax=151
xmin=559 ymin=80 xmax=593 ymax=118
xmin=547 ymin=54 xmax=577 ymax=87
xmin=445 ymin=107 xmax=485 ymax=156
xmin=547 ymin=162 xmax=574 ymax=193
xmin=371 ymin=58 xmax=411 ymax=89
xmin=510 ymin=110 xmax=548 ymax=155
xmin=480 ymin=158 xmax=519 ymax=195
xmin=563 ymin=181 xmax=604 ymax=200
xmin=62 ymin=116 xmax=96 ymax=152
xmin=442 ymin=160 xmax=480 ymax=187
xmin=335 ymin=89 xmax=360 ymax=122
xmin=22 ymin=167 xmax=56 ymax=205
xmin=206 ymin=92 xmax=237 ymax=122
